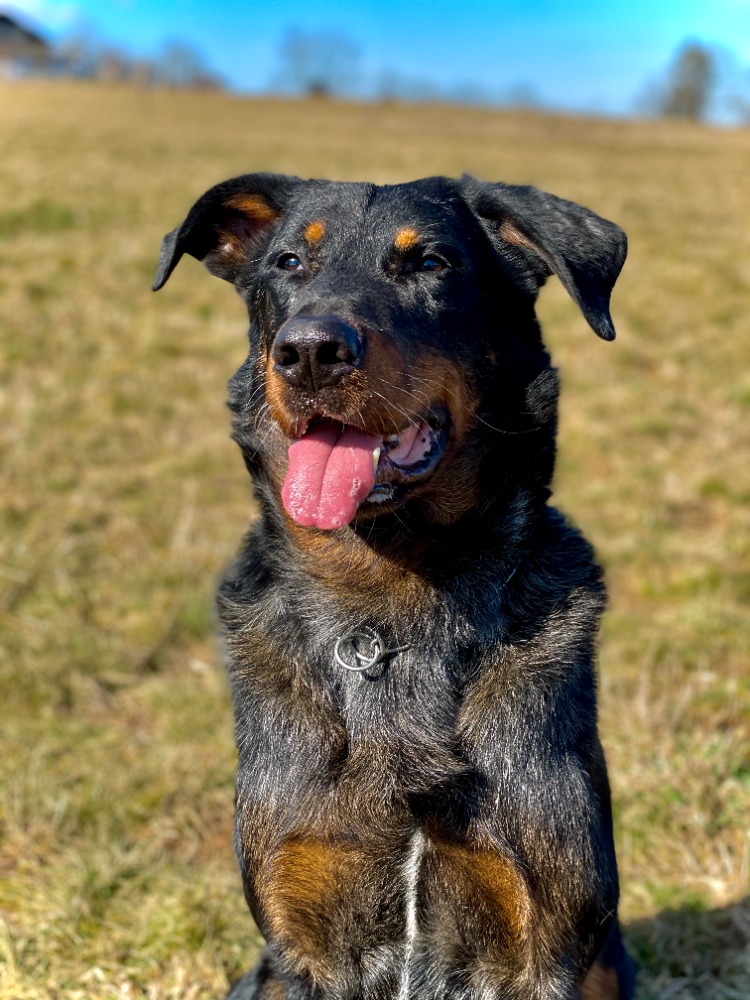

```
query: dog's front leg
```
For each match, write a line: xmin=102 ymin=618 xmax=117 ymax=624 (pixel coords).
xmin=416 ymin=656 xmax=625 ymax=999
xmin=228 ymin=702 xmax=419 ymax=1000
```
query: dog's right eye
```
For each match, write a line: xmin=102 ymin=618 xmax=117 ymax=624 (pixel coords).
xmin=420 ymin=256 xmax=448 ymax=272
xmin=277 ymin=253 xmax=303 ymax=272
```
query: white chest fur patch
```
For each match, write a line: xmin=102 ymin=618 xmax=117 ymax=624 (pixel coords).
xmin=399 ymin=829 xmax=425 ymax=999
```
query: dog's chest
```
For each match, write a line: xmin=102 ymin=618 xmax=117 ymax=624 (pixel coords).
xmin=331 ymin=646 xmax=467 ymax=792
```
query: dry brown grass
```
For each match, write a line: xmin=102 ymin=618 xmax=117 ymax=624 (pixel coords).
xmin=0 ymin=81 xmax=748 ymax=999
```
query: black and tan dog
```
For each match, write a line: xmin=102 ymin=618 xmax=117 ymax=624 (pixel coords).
xmin=154 ymin=173 xmax=633 ymax=999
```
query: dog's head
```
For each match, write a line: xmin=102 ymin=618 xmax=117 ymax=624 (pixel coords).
xmin=154 ymin=174 xmax=625 ymax=534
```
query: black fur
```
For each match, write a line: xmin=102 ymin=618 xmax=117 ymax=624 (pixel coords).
xmin=154 ymin=173 xmax=633 ymax=1000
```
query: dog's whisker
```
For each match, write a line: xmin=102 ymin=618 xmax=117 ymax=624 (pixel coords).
xmin=375 ymin=376 xmax=432 ymax=407
xmin=466 ymin=407 xmax=543 ymax=435
xmin=371 ymin=378 xmax=441 ymax=426
xmin=367 ymin=387 xmax=417 ymax=430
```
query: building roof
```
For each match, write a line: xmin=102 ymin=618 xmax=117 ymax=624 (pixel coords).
xmin=0 ymin=12 xmax=50 ymax=57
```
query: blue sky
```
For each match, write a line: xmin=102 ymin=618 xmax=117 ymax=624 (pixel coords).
xmin=7 ymin=0 xmax=750 ymax=115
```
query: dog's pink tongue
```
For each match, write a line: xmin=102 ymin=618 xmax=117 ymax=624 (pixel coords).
xmin=282 ymin=423 xmax=381 ymax=530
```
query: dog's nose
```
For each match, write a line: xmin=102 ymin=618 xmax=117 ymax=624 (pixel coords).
xmin=271 ymin=317 xmax=363 ymax=391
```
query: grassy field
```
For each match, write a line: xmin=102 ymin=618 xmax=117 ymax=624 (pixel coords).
xmin=0 ymin=81 xmax=748 ymax=999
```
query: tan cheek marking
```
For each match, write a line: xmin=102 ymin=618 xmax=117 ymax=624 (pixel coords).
xmin=394 ymin=226 xmax=420 ymax=251
xmin=264 ymin=356 xmax=293 ymax=432
xmin=225 ymin=192 xmax=279 ymax=224
xmin=303 ymin=219 xmax=326 ymax=244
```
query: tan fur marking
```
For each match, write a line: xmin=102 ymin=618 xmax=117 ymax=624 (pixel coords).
xmin=436 ymin=840 xmax=531 ymax=939
xmin=303 ymin=219 xmax=326 ymax=244
xmin=264 ymin=356 xmax=288 ymax=427
xmin=394 ymin=226 xmax=420 ymax=251
xmin=263 ymin=839 xmax=339 ymax=983
xmin=581 ymin=959 xmax=622 ymax=1000
xmin=259 ymin=979 xmax=287 ymax=1000
xmin=498 ymin=218 xmax=537 ymax=252
xmin=213 ymin=229 xmax=248 ymax=265
xmin=225 ymin=193 xmax=279 ymax=224
xmin=262 ymin=836 xmax=390 ymax=987
xmin=411 ymin=353 xmax=481 ymax=526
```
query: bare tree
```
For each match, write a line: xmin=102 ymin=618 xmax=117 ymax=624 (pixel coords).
xmin=660 ymin=43 xmax=716 ymax=121
xmin=54 ymin=31 xmax=105 ymax=78
xmin=272 ymin=29 xmax=361 ymax=98
xmin=502 ymin=83 xmax=544 ymax=110
xmin=54 ymin=32 xmax=142 ymax=83
xmin=96 ymin=46 xmax=135 ymax=82
xmin=375 ymin=68 xmax=439 ymax=104
xmin=154 ymin=40 xmax=222 ymax=89
xmin=446 ymin=80 xmax=493 ymax=106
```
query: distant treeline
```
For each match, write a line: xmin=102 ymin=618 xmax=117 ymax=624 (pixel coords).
xmin=6 ymin=18 xmax=750 ymax=124
xmin=267 ymin=31 xmax=750 ymax=124
xmin=45 ymin=35 xmax=224 ymax=90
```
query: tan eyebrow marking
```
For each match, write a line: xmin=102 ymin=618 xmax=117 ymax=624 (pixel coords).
xmin=303 ymin=220 xmax=326 ymax=244
xmin=394 ymin=227 xmax=420 ymax=251
xmin=224 ymin=193 xmax=278 ymax=224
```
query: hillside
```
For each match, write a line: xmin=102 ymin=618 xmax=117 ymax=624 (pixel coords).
xmin=1 ymin=81 xmax=748 ymax=999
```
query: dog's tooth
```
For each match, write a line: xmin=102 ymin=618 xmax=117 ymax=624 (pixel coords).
xmin=372 ymin=446 xmax=381 ymax=472
xmin=384 ymin=434 xmax=399 ymax=444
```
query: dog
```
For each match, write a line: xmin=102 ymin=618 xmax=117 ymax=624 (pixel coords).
xmin=153 ymin=172 xmax=634 ymax=1000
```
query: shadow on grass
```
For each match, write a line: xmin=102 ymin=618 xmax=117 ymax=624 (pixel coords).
xmin=625 ymin=896 xmax=749 ymax=999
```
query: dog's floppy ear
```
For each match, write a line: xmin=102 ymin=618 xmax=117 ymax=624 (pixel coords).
xmin=152 ymin=173 xmax=299 ymax=291
xmin=461 ymin=176 xmax=627 ymax=341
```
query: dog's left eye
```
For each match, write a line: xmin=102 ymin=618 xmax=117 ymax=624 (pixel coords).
xmin=277 ymin=253 xmax=303 ymax=272
xmin=420 ymin=256 xmax=448 ymax=272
